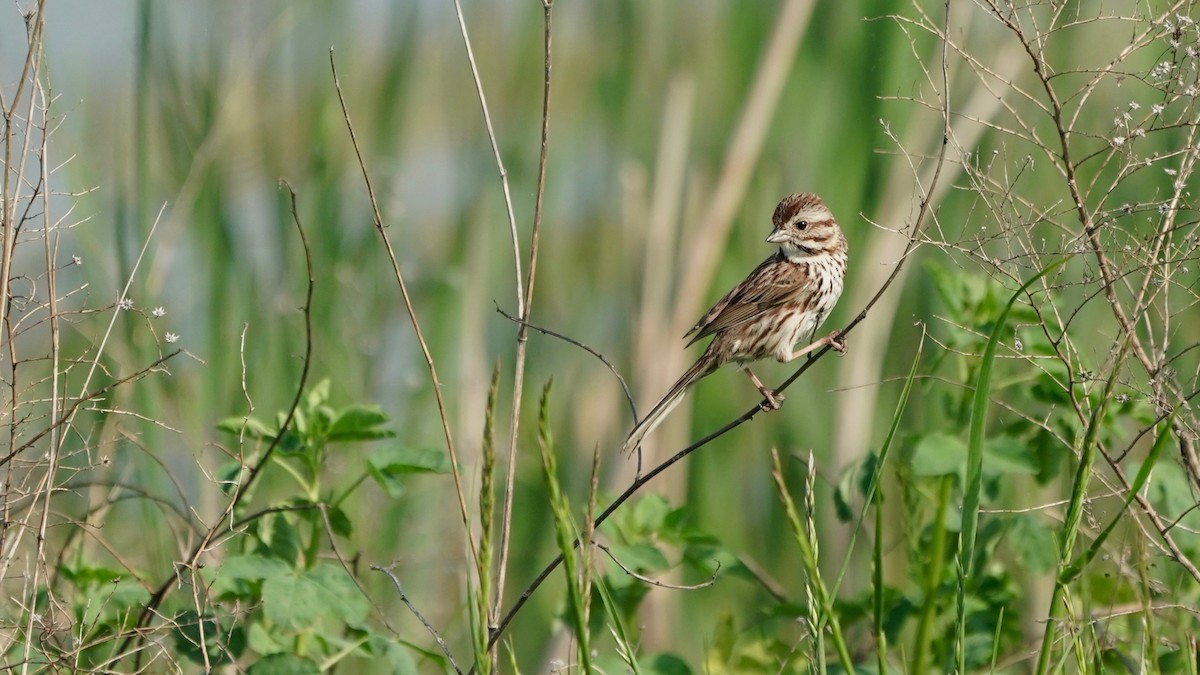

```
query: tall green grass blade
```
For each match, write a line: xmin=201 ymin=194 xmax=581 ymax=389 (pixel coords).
xmin=865 ymin=340 xmax=922 ymax=674
xmin=957 ymin=258 xmax=1068 ymax=672
xmin=911 ymin=473 xmax=952 ymax=675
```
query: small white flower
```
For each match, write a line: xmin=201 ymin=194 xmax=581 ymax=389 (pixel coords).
xmin=117 ymin=298 xmax=133 ymax=311
xmin=165 ymin=332 xmax=179 ymax=344
xmin=71 ymin=255 xmax=82 ymax=266
xmin=1129 ymin=100 xmax=1141 ymax=110
xmin=1014 ymin=338 xmax=1024 ymax=352
xmin=152 ymin=307 xmax=166 ymax=318
xmin=1152 ymin=103 xmax=1165 ymax=114
xmin=1112 ymin=136 xmax=1126 ymax=147
xmin=1133 ymin=127 xmax=1146 ymax=137
xmin=1165 ymin=168 xmax=1178 ymax=176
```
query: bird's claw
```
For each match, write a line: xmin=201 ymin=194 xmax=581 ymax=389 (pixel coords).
xmin=759 ymin=390 xmax=784 ymax=411
xmin=826 ymin=331 xmax=848 ymax=355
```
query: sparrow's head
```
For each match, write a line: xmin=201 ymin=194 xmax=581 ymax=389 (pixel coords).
xmin=766 ymin=192 xmax=845 ymax=260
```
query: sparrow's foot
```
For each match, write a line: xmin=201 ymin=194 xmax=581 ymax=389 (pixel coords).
xmin=824 ymin=330 xmax=848 ymax=355
xmin=759 ymin=390 xmax=784 ymax=412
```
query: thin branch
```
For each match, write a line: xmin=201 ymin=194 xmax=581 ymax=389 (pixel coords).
xmin=493 ymin=0 xmax=555 ymax=637
xmin=0 ymin=349 xmax=183 ymax=468
xmin=597 ymin=543 xmax=718 ymax=591
xmin=371 ymin=565 xmax=463 ymax=675
xmin=328 ymin=50 xmax=478 ymax=568
xmin=494 ymin=302 xmax=636 ymax=418
xmin=123 ymin=182 xmax=315 ymax=658
xmin=449 ymin=0 xmax=524 ymax=312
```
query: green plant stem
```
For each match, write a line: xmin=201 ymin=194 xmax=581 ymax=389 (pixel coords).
xmin=473 ymin=364 xmax=500 ymax=675
xmin=911 ymin=473 xmax=952 ymax=675
xmin=1059 ymin=416 xmax=1175 ymax=585
xmin=535 ymin=381 xmax=592 ymax=673
xmin=272 ymin=456 xmax=316 ymax=501
xmin=770 ymin=450 xmax=855 ymax=674
xmin=331 ymin=472 xmax=370 ymax=508
xmin=1035 ymin=336 xmax=1132 ymax=675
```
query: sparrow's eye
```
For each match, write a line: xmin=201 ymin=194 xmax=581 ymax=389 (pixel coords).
xmin=796 ymin=220 xmax=808 ymax=230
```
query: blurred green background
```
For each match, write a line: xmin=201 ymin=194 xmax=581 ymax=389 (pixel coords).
xmin=8 ymin=0 xmax=1199 ymax=671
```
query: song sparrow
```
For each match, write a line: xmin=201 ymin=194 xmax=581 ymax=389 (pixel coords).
xmin=622 ymin=192 xmax=848 ymax=455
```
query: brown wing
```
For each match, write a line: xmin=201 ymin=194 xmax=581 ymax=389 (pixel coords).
xmin=684 ymin=253 xmax=809 ymax=346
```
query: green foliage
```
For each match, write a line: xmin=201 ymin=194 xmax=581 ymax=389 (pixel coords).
xmin=196 ymin=382 xmax=445 ymax=670
xmin=9 ymin=0 xmax=1200 ymax=672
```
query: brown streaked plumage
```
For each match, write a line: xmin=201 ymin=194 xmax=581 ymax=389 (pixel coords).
xmin=623 ymin=192 xmax=848 ymax=455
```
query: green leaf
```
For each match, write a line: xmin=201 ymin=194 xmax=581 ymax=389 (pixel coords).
xmin=258 ymin=513 xmax=301 ymax=563
xmin=262 ymin=574 xmax=326 ymax=630
xmin=172 ymin=611 xmax=245 ymax=666
xmin=216 ymin=415 xmax=276 ymax=440
xmin=305 ymin=379 xmax=332 ymax=410
xmin=247 ymin=621 xmax=285 ymax=656
xmin=1030 ymin=428 xmax=1069 ymax=484
xmin=247 ymin=653 xmax=320 ymax=675
xmin=1007 ymin=514 xmax=1057 ymax=573
xmin=909 ymin=432 xmax=967 ymax=476
xmin=59 ymin=564 xmax=125 ymax=588
xmin=644 ymin=653 xmax=692 ymax=675
xmin=705 ymin=613 xmax=736 ymax=670
xmin=833 ymin=449 xmax=879 ymax=521
xmin=367 ymin=446 xmax=451 ymax=498
xmin=909 ymin=433 xmax=1037 ymax=480
xmin=326 ymin=504 xmax=354 ymax=538
xmin=365 ymin=635 xmax=420 ymax=675
xmin=308 ymin=563 xmax=369 ymax=624
xmin=217 ymin=461 xmax=244 ymax=495
xmin=275 ymin=428 xmax=307 ymax=456
xmin=261 ymin=564 xmax=367 ymax=631
xmin=631 ymin=494 xmax=671 ymax=533
xmin=217 ymin=555 xmax=292 ymax=581
xmin=209 ymin=554 xmax=290 ymax=599
xmin=329 ymin=405 xmax=395 ymax=441
xmin=982 ymin=435 xmax=1038 ymax=478
xmin=609 ymin=543 xmax=670 ymax=573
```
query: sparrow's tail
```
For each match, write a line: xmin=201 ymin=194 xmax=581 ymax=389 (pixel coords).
xmin=622 ymin=355 xmax=717 ymax=455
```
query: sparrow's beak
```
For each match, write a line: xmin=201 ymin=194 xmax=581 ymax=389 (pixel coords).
xmin=766 ymin=228 xmax=789 ymax=244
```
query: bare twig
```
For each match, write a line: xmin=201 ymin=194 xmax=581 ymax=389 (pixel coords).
xmin=371 ymin=564 xmax=463 ymax=675
xmin=597 ymin=543 xmax=718 ymax=591
xmin=124 ymin=181 xmax=315 ymax=657
xmin=494 ymin=302 xmax=636 ymax=418
xmin=328 ymin=50 xmax=478 ymax=568
xmin=493 ymin=0 xmax=556 ymax=637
